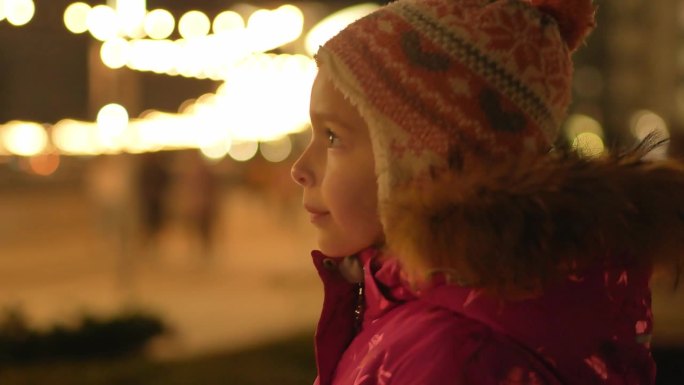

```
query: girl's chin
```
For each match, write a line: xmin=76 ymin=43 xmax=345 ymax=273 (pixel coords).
xmin=316 ymin=240 xmax=372 ymax=258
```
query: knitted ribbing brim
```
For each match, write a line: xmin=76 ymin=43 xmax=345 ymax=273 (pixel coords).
xmin=315 ymin=0 xmax=596 ymax=204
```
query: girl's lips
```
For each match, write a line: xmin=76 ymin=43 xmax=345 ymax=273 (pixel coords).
xmin=309 ymin=212 xmax=329 ymax=223
xmin=304 ymin=205 xmax=329 ymax=224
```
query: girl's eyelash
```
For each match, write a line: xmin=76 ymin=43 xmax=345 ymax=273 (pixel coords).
xmin=325 ymin=128 xmax=339 ymax=146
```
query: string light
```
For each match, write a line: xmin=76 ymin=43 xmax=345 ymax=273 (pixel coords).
xmin=2 ymin=3 xmax=375 ymax=164
xmin=64 ymin=2 xmax=90 ymax=33
xmin=0 ymin=1 xmax=6 ymax=22
xmin=228 ymin=141 xmax=258 ymax=162
xmin=1 ymin=121 xmax=48 ymax=157
xmin=260 ymin=136 xmax=292 ymax=163
xmin=212 ymin=10 xmax=244 ymax=34
xmin=564 ymin=114 xmax=605 ymax=158
xmin=178 ymin=10 xmax=210 ymax=39
xmin=96 ymin=103 xmax=129 ymax=152
xmin=100 ymin=37 xmax=130 ymax=69
xmin=144 ymin=8 xmax=174 ymax=39
xmin=115 ymin=0 xmax=146 ymax=38
xmin=305 ymin=3 xmax=380 ymax=56
xmin=572 ymin=132 xmax=605 ymax=158
xmin=87 ymin=4 xmax=120 ymax=41
xmin=5 ymin=0 xmax=35 ymax=26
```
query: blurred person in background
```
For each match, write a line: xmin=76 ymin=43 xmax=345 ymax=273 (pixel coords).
xmin=86 ymin=153 xmax=137 ymax=285
xmin=169 ymin=150 xmax=219 ymax=261
xmin=136 ymin=151 xmax=172 ymax=258
xmin=291 ymin=0 xmax=684 ymax=384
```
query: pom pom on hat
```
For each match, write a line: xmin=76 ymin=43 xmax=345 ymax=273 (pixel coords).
xmin=531 ymin=0 xmax=596 ymax=52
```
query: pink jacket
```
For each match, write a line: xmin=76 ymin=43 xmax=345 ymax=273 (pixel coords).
xmin=312 ymin=248 xmax=655 ymax=385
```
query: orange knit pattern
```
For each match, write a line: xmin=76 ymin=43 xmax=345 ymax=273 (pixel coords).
xmin=316 ymin=0 xmax=595 ymax=196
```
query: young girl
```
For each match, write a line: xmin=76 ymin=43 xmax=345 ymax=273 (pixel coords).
xmin=291 ymin=0 xmax=684 ymax=384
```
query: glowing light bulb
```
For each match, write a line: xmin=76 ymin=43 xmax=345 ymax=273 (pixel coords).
xmin=116 ymin=0 xmax=146 ymax=38
xmin=1 ymin=121 xmax=48 ymax=156
xmin=629 ymin=109 xmax=670 ymax=159
xmin=178 ymin=10 xmax=210 ymax=39
xmin=630 ymin=110 xmax=669 ymax=140
xmin=260 ymin=136 xmax=292 ymax=162
xmin=572 ymin=132 xmax=605 ymax=158
xmin=305 ymin=3 xmax=380 ymax=56
xmin=563 ymin=114 xmax=603 ymax=143
xmin=64 ymin=2 xmax=91 ymax=34
xmin=144 ymin=8 xmax=174 ymax=40
xmin=275 ymin=4 xmax=304 ymax=42
xmin=97 ymin=103 xmax=129 ymax=151
xmin=29 ymin=152 xmax=60 ymax=176
xmin=53 ymin=119 xmax=95 ymax=155
xmin=213 ymin=10 xmax=244 ymax=34
xmin=87 ymin=5 xmax=120 ymax=41
xmin=100 ymin=37 xmax=130 ymax=69
xmin=228 ymin=141 xmax=257 ymax=161
xmin=5 ymin=0 xmax=35 ymax=26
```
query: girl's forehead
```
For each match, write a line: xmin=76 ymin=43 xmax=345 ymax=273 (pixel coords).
xmin=310 ymin=69 xmax=341 ymax=113
xmin=310 ymin=69 xmax=357 ymax=121
xmin=309 ymin=64 xmax=372 ymax=138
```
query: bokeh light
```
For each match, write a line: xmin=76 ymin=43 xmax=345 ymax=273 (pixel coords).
xmin=274 ymin=4 xmax=304 ymax=43
xmin=116 ymin=0 xmax=145 ymax=38
xmin=64 ymin=2 xmax=91 ymax=34
xmin=228 ymin=141 xmax=258 ymax=161
xmin=1 ymin=121 xmax=48 ymax=156
xmin=245 ymin=5 xmax=304 ymax=52
xmin=178 ymin=10 xmax=210 ymax=39
xmin=29 ymin=152 xmax=60 ymax=176
xmin=305 ymin=3 xmax=380 ymax=56
xmin=213 ymin=10 xmax=244 ymax=34
xmin=630 ymin=110 xmax=670 ymax=159
xmin=564 ymin=113 xmax=604 ymax=142
xmin=4 ymin=51 xmax=316 ymax=156
xmin=260 ymin=136 xmax=292 ymax=162
xmin=572 ymin=132 xmax=605 ymax=158
xmin=0 ymin=1 xmax=6 ymax=22
xmin=52 ymin=119 xmax=98 ymax=155
xmin=127 ymin=39 xmax=175 ymax=73
xmin=630 ymin=110 xmax=669 ymax=140
xmin=96 ymin=103 xmax=129 ymax=151
xmin=564 ymin=114 xmax=605 ymax=158
xmin=87 ymin=5 xmax=120 ymax=41
xmin=100 ymin=37 xmax=130 ymax=69
xmin=144 ymin=8 xmax=175 ymax=40
xmin=200 ymin=139 xmax=232 ymax=160
xmin=5 ymin=0 xmax=35 ymax=26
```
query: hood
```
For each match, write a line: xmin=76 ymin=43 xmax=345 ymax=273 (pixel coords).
xmin=375 ymin=148 xmax=684 ymax=383
xmin=382 ymin=148 xmax=684 ymax=295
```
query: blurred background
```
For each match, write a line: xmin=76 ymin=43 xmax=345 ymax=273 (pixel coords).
xmin=0 ymin=0 xmax=683 ymax=384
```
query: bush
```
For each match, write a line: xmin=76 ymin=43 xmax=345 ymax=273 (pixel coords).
xmin=0 ymin=307 xmax=167 ymax=363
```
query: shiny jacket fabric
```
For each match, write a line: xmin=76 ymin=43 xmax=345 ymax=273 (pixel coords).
xmin=312 ymin=248 xmax=655 ymax=385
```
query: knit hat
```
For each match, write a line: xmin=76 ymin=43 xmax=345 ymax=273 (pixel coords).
xmin=315 ymin=0 xmax=596 ymax=203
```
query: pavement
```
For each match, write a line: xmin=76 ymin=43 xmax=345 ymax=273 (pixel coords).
xmin=0 ymin=183 xmax=323 ymax=359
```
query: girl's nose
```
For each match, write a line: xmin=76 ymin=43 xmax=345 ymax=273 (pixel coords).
xmin=291 ymin=157 xmax=313 ymax=187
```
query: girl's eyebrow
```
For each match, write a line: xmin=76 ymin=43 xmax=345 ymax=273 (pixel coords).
xmin=311 ymin=112 xmax=353 ymax=131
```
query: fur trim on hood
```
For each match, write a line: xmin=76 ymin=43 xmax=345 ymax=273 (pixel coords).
xmin=382 ymin=147 xmax=684 ymax=296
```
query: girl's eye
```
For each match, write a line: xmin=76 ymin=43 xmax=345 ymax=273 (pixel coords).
xmin=326 ymin=128 xmax=339 ymax=147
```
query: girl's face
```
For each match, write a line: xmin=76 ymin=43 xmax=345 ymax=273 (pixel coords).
xmin=291 ymin=66 xmax=384 ymax=257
